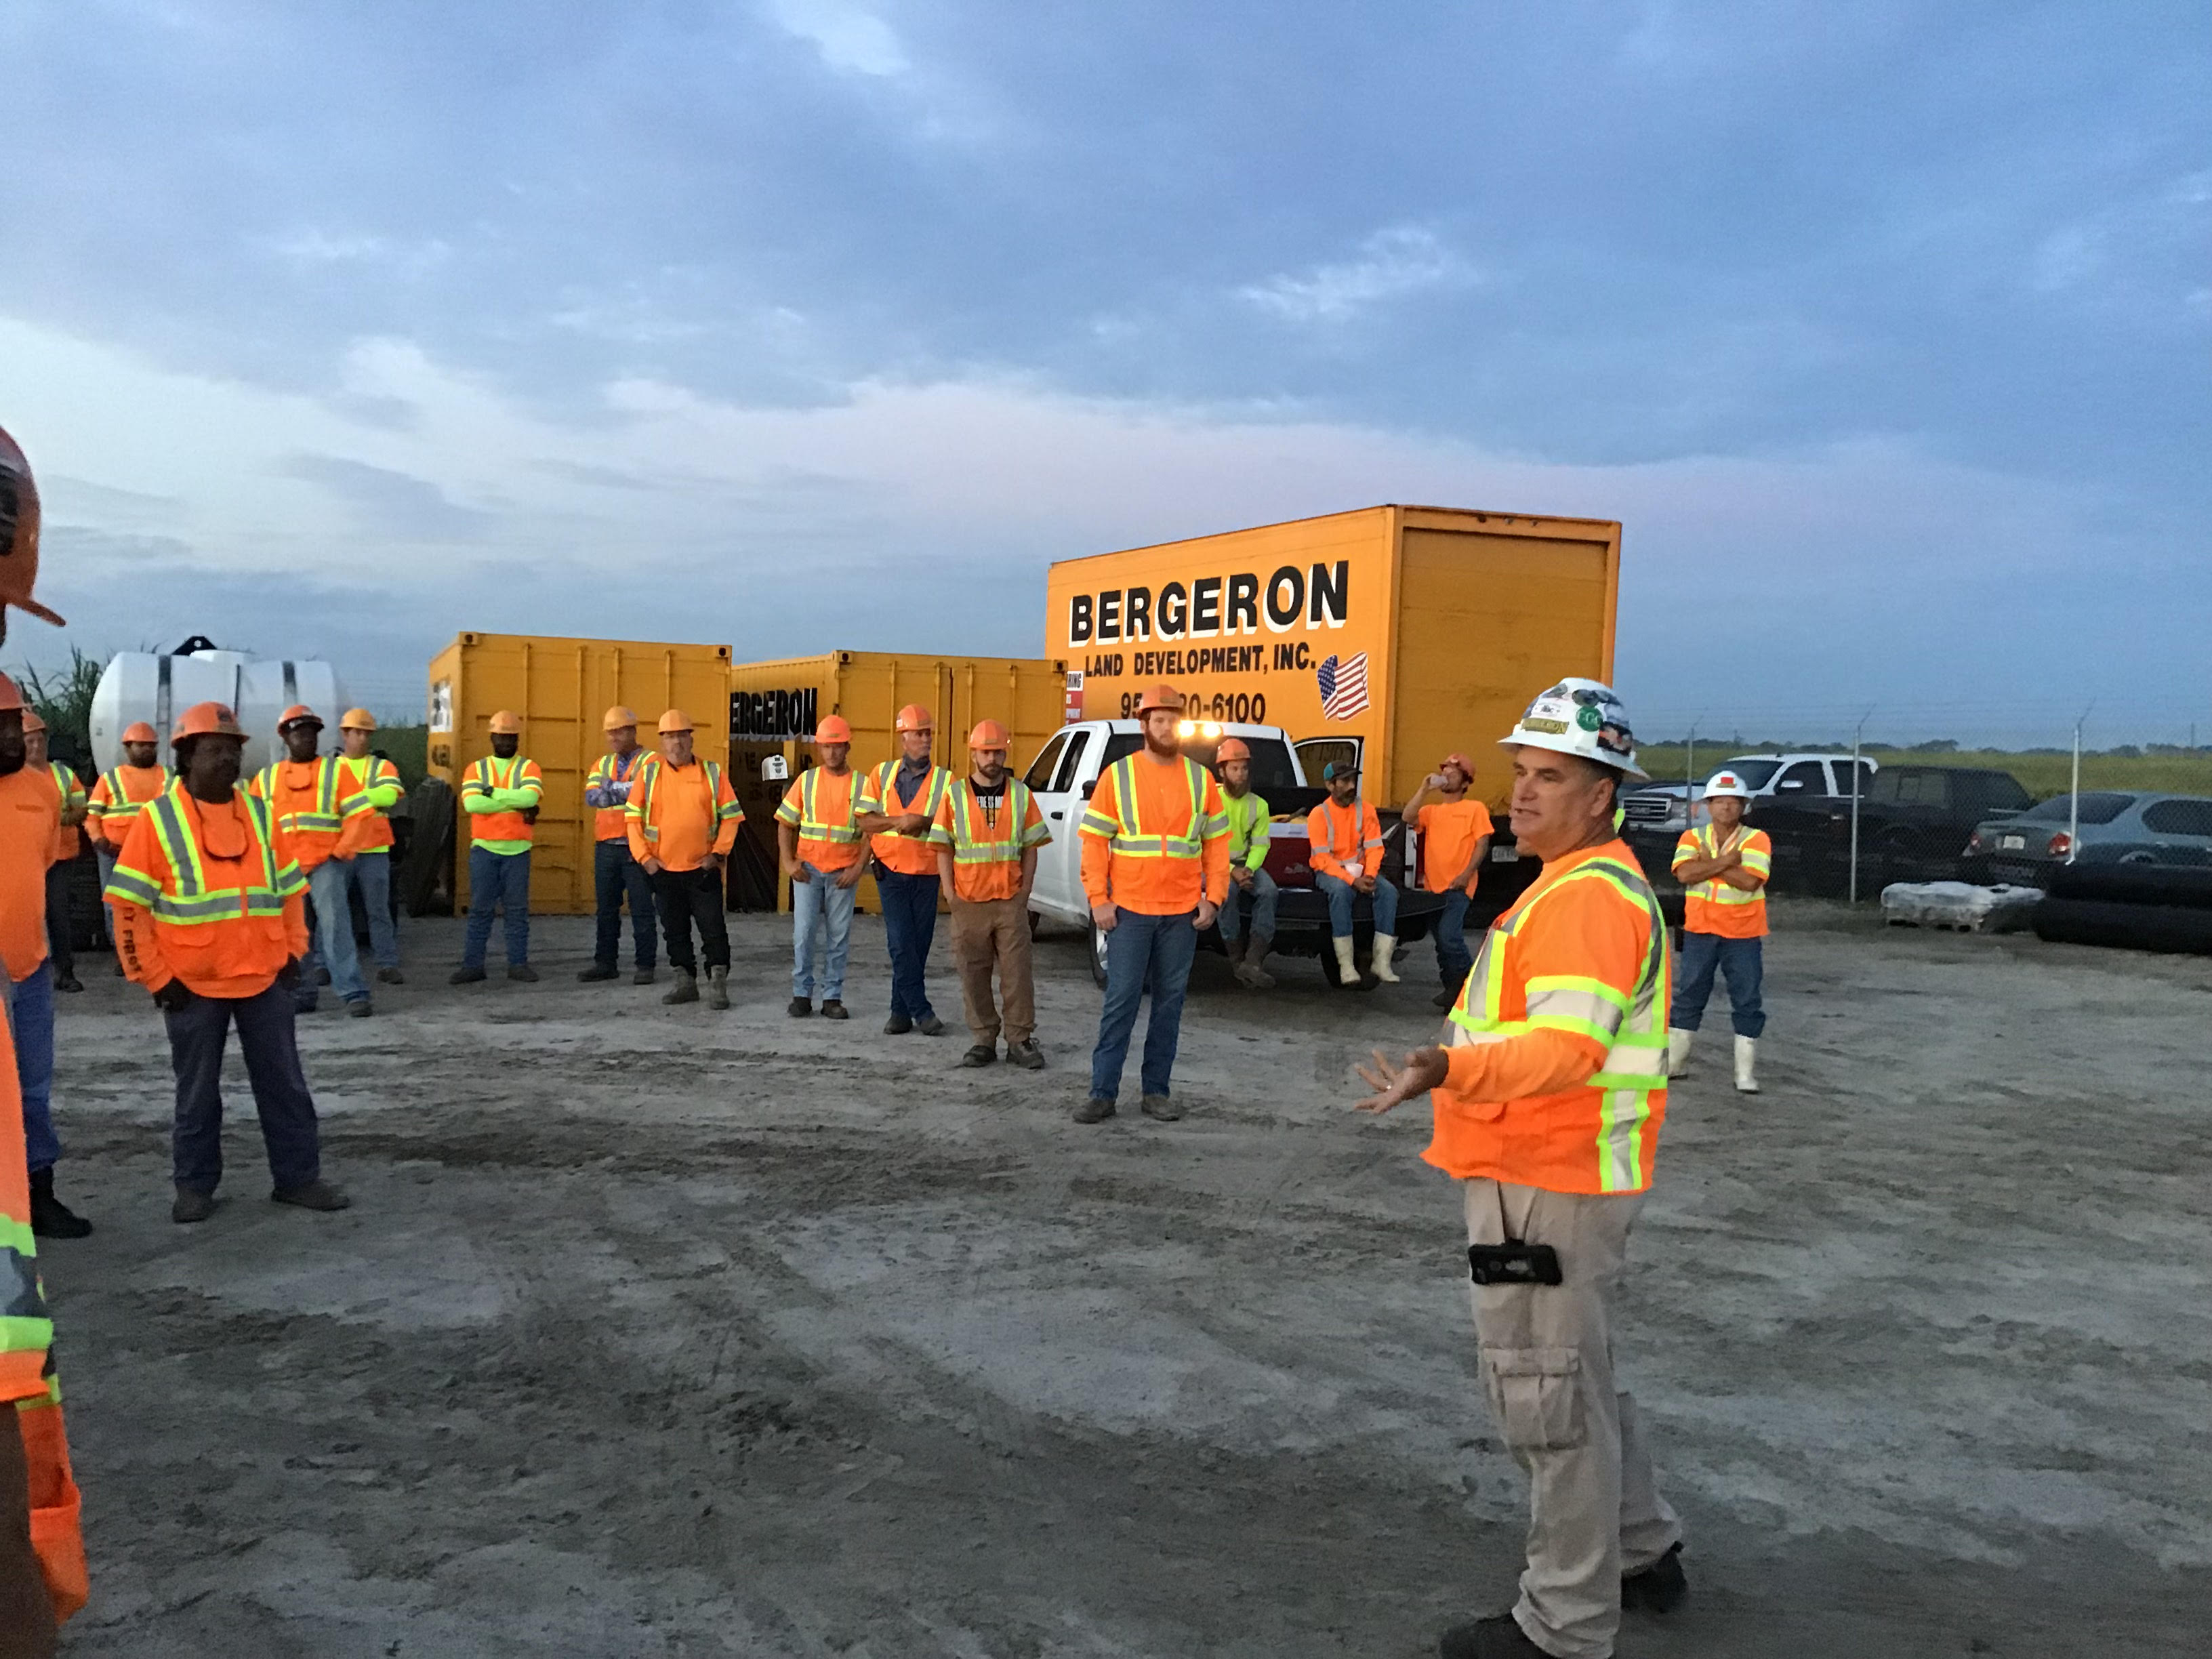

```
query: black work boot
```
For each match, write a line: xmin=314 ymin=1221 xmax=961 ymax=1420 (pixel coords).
xmin=451 ymin=966 xmax=487 ymax=985
xmin=507 ymin=963 xmax=539 ymax=983
xmin=632 ymin=966 xmax=655 ymax=986
xmin=787 ymin=996 xmax=813 ymax=1018
xmin=578 ymin=962 xmax=619 ymax=982
xmin=820 ymin=999 xmax=848 ymax=1020
xmin=663 ymin=971 xmax=700 ymax=1005
xmin=884 ymin=1012 xmax=914 ymax=1035
xmin=272 ymin=1179 xmax=352 ymax=1212
xmin=1438 ymin=1612 xmax=1549 ymax=1658
xmin=916 ymin=1013 xmax=946 ymax=1036
xmin=171 ymin=1187 xmax=215 ymax=1225
xmin=28 ymin=1170 xmax=92 ymax=1239
xmin=1622 ymin=1541 xmax=1687 ymax=1613
xmin=375 ymin=966 xmax=405 ymax=985
xmin=960 ymin=1044 xmax=996 ymax=1067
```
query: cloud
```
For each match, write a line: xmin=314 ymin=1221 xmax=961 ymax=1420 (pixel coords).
xmin=1239 ymin=227 xmax=1477 ymax=323
xmin=764 ymin=0 xmax=909 ymax=77
xmin=274 ymin=454 xmax=494 ymax=541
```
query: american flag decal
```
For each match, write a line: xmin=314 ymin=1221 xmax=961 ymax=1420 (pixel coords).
xmin=1317 ymin=651 xmax=1370 ymax=721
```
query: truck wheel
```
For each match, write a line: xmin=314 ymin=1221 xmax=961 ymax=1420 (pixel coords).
xmin=1088 ymin=919 xmax=1110 ymax=988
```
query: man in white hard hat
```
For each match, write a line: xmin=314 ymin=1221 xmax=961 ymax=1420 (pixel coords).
xmin=1667 ymin=769 xmax=1771 ymax=1092
xmin=1351 ymin=676 xmax=1683 ymax=1659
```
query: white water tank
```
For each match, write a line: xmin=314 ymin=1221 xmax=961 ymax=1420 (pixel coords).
xmin=89 ymin=647 xmax=347 ymax=777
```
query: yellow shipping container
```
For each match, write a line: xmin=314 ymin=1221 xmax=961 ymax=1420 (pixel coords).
xmin=726 ymin=651 xmax=1068 ymax=911
xmin=1046 ymin=505 xmax=1620 ymax=809
xmin=426 ymin=632 xmax=733 ymax=915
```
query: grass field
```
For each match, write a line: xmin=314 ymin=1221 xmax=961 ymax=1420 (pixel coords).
xmin=1635 ymin=745 xmax=2212 ymax=802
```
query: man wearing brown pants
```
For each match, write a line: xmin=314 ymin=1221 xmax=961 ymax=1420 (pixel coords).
xmin=932 ymin=720 xmax=1050 ymax=1069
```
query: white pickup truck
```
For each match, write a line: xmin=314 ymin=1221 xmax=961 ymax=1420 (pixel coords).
xmin=1021 ymin=718 xmax=1459 ymax=985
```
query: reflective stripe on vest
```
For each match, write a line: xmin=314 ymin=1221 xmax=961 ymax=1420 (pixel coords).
xmin=1 ymin=1225 xmax=53 ymax=1368
xmin=49 ymin=763 xmax=80 ymax=805
xmin=96 ymin=766 xmax=169 ymax=825
xmin=795 ymin=767 xmax=862 ymax=842
xmin=629 ymin=758 xmax=738 ymax=842
xmin=1087 ymin=755 xmax=1210 ymax=859
xmin=1683 ymin=823 xmax=1767 ymax=906
xmin=108 ymin=783 xmax=302 ymax=924
xmin=470 ymin=756 xmax=537 ymax=800
xmin=258 ymin=757 xmax=348 ymax=835
xmin=1448 ymin=855 xmax=1671 ymax=1195
xmin=872 ymin=760 xmax=951 ymax=825
xmin=943 ymin=778 xmax=1044 ymax=863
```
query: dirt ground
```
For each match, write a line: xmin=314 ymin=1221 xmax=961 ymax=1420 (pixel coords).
xmin=35 ymin=898 xmax=2212 ymax=1657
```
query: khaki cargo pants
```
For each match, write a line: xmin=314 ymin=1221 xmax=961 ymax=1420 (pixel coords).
xmin=1464 ymin=1179 xmax=1683 ymax=1659
xmin=950 ymin=896 xmax=1035 ymax=1048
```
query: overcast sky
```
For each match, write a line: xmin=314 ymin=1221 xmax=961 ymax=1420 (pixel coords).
xmin=3 ymin=1 xmax=2207 ymax=745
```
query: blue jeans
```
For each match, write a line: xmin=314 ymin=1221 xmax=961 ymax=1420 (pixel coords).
xmin=877 ymin=867 xmax=940 ymax=1020
xmin=164 ymin=980 xmax=321 ymax=1195
xmin=344 ymin=850 xmax=401 ymax=970
xmin=464 ymin=846 xmax=533 ymax=970
xmin=1434 ymin=886 xmax=1474 ymax=985
xmin=300 ymin=859 xmax=368 ymax=1008
xmin=1671 ymin=931 xmax=1766 ymax=1038
xmin=792 ymin=863 xmax=856 ymax=999
xmin=1089 ymin=908 xmax=1200 ymax=1101
xmin=592 ymin=838 xmax=657 ymax=970
xmin=1216 ymin=867 xmax=1278 ymax=943
xmin=1317 ymin=873 xmax=1399 ymax=939
xmin=2 ymin=963 xmax=59 ymax=1174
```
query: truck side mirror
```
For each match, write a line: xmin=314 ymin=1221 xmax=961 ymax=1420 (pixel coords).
xmin=1080 ymin=779 xmax=1097 ymax=800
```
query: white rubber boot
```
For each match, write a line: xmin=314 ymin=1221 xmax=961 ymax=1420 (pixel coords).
xmin=1331 ymin=935 xmax=1359 ymax=989
xmin=1370 ymin=934 xmax=1401 ymax=983
xmin=1734 ymin=1036 xmax=1759 ymax=1094
xmin=1667 ymin=1027 xmax=1694 ymax=1078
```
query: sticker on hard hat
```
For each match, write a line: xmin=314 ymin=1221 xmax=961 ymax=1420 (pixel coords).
xmin=1576 ymin=706 xmax=1602 ymax=731
xmin=1520 ymin=717 xmax=1569 ymax=735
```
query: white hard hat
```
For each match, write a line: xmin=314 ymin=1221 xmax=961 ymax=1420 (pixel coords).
xmin=1703 ymin=769 xmax=1754 ymax=800
xmin=1499 ymin=676 xmax=1647 ymax=781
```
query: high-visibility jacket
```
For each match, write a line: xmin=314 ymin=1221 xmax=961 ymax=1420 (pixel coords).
xmin=460 ymin=754 xmax=544 ymax=853
xmin=335 ymin=754 xmax=405 ymax=855
xmin=1424 ymin=840 xmax=1671 ymax=1197
xmin=88 ymin=763 xmax=171 ymax=851
xmin=1672 ymin=822 xmax=1771 ymax=939
xmin=47 ymin=763 xmax=85 ymax=861
xmin=0 ymin=1016 xmax=87 ymax=1626
xmin=250 ymin=756 xmax=373 ymax=872
xmin=1306 ymin=797 xmax=1385 ymax=884
xmin=584 ymin=749 xmax=647 ymax=844
xmin=775 ymin=766 xmax=865 ymax=871
xmin=626 ymin=757 xmax=743 ymax=873
xmin=930 ymin=777 xmax=1050 ymax=902
xmin=861 ymin=760 xmax=955 ymax=878
xmin=0 ymin=769 xmax=60 ymax=981
xmin=104 ymin=783 xmax=310 ymax=999
xmin=1220 ymin=790 xmax=1273 ymax=873
xmin=1078 ymin=752 xmax=1230 ymax=916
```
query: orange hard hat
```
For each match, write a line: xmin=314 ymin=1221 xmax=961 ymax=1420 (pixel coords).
xmin=1214 ymin=737 xmax=1252 ymax=763
xmin=813 ymin=715 xmax=853 ymax=745
xmin=122 ymin=720 xmax=159 ymax=744
xmin=0 ymin=426 xmax=64 ymax=627
xmin=22 ymin=709 xmax=44 ymax=735
xmin=1439 ymin=752 xmax=1474 ymax=777
xmin=895 ymin=703 xmax=933 ymax=733
xmin=657 ymin=708 xmax=694 ymax=735
xmin=488 ymin=710 xmax=523 ymax=735
xmin=172 ymin=701 xmax=246 ymax=742
xmin=0 ymin=672 xmax=21 ymax=713
xmin=277 ymin=703 xmax=322 ymax=731
xmin=1136 ymin=682 xmax=1183 ymax=716
xmin=602 ymin=705 xmax=638 ymax=733
xmin=340 ymin=708 xmax=377 ymax=732
xmin=967 ymin=719 xmax=1010 ymax=750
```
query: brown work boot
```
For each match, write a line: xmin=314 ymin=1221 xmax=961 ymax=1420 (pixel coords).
xmin=171 ymin=1187 xmax=216 ymax=1225
xmin=1140 ymin=1094 xmax=1182 ymax=1122
xmin=1073 ymin=1095 xmax=1115 ymax=1124
xmin=820 ymin=999 xmax=849 ymax=1020
xmin=1006 ymin=1040 xmax=1046 ymax=1070
xmin=272 ymin=1179 xmax=352 ymax=1212
xmin=506 ymin=963 xmax=539 ymax=983
xmin=663 ymin=971 xmax=700 ymax=1005
xmin=1233 ymin=933 xmax=1275 ymax=989
xmin=959 ymin=1044 xmax=996 ymax=1067
xmin=707 ymin=966 xmax=731 ymax=1010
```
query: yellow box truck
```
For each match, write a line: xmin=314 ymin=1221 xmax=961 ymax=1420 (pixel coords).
xmin=425 ymin=632 xmax=733 ymax=916
xmin=724 ymin=650 xmax=1067 ymax=910
xmin=1046 ymin=505 xmax=1620 ymax=809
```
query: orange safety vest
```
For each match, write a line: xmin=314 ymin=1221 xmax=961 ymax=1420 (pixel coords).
xmin=335 ymin=753 xmax=403 ymax=853
xmin=1672 ymin=823 xmax=1771 ymax=939
xmin=462 ymin=755 xmax=544 ymax=852
xmin=1306 ymin=797 xmax=1384 ymax=882
xmin=932 ymin=777 xmax=1050 ymax=901
xmin=252 ymin=756 xmax=371 ymax=869
xmin=89 ymin=763 xmax=171 ymax=849
xmin=586 ymin=749 xmax=647 ymax=844
xmin=864 ymin=760 xmax=954 ymax=877
xmin=104 ymin=782 xmax=307 ymax=991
